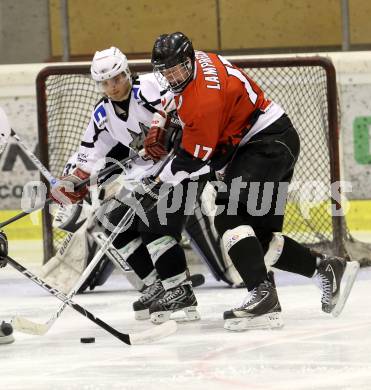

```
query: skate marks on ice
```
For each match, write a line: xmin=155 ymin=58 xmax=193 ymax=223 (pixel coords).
xmin=191 ymin=314 xmax=371 ymax=390
xmin=1 ymin=269 xmax=371 ymax=390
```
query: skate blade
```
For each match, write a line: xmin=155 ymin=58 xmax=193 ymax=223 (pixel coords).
xmin=134 ymin=309 xmax=150 ymax=321
xmin=224 ymin=311 xmax=284 ymax=332
xmin=173 ymin=306 xmax=201 ymax=323
xmin=332 ymin=261 xmax=360 ymax=318
xmin=151 ymin=306 xmax=200 ymax=324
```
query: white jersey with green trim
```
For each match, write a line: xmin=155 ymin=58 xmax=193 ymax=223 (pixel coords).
xmin=76 ymin=73 xmax=173 ymax=174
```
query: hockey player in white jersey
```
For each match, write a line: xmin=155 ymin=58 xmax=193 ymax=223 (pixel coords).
xmin=51 ymin=47 xmax=200 ymax=324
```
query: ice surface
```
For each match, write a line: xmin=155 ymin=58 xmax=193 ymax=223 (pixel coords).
xmin=1 ymin=242 xmax=371 ymax=390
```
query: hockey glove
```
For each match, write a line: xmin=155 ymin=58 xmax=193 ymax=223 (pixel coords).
xmin=144 ymin=111 xmax=170 ymax=161
xmin=51 ymin=168 xmax=90 ymax=205
xmin=133 ymin=176 xmax=163 ymax=212
xmin=0 ymin=231 xmax=8 ymax=267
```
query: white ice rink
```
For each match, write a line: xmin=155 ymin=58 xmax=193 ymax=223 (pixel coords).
xmin=1 ymin=241 xmax=371 ymax=390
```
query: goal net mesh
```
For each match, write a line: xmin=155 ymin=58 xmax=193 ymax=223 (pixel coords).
xmin=36 ymin=58 xmax=369 ymax=265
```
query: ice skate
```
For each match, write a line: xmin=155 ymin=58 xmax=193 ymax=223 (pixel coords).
xmin=0 ymin=321 xmax=14 ymax=345
xmin=149 ymin=283 xmax=200 ymax=324
xmin=224 ymin=275 xmax=283 ymax=331
xmin=133 ymin=279 xmax=165 ymax=320
xmin=317 ymin=255 xmax=359 ymax=317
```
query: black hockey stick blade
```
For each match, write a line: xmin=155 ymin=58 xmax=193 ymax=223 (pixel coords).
xmin=190 ymin=273 xmax=205 ymax=288
xmin=6 ymin=255 xmax=177 ymax=345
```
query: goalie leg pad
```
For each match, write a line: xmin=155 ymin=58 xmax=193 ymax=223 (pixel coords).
xmin=91 ymin=232 xmax=147 ymax=291
xmin=86 ymin=257 xmax=115 ymax=291
xmin=53 ymin=203 xmax=88 ymax=233
xmin=117 ymin=237 xmax=150 ymax=291
xmin=41 ymin=226 xmax=89 ymax=294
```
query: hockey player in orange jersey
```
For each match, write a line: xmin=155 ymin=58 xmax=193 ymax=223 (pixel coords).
xmin=135 ymin=31 xmax=359 ymax=331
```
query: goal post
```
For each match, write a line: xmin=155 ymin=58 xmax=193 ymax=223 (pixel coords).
xmin=36 ymin=56 xmax=351 ymax=264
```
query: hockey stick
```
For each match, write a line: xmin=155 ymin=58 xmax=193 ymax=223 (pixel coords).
xmin=0 ymin=151 xmax=142 ymax=229
xmin=12 ymin=204 xmax=138 ymax=335
xmin=90 ymin=231 xmax=205 ymax=289
xmin=6 ymin=255 xmax=176 ymax=345
xmin=0 ymin=105 xmax=147 ymax=229
xmin=88 ymin=231 xmax=145 ymax=291
xmin=0 ymin=106 xmax=58 ymax=185
xmin=90 ymin=231 xmax=132 ymax=271
xmin=11 ymin=129 xmax=59 ymax=186
xmin=13 ymin=162 xmax=172 ymax=335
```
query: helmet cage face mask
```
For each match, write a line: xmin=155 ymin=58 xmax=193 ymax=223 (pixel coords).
xmin=90 ymin=47 xmax=132 ymax=95
xmin=96 ymin=72 xmax=130 ymax=96
xmin=154 ymin=58 xmax=193 ymax=93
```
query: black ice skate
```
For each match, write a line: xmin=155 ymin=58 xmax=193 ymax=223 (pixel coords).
xmin=224 ymin=275 xmax=283 ymax=331
xmin=0 ymin=321 xmax=14 ymax=345
xmin=149 ymin=283 xmax=200 ymax=324
xmin=317 ymin=255 xmax=359 ymax=317
xmin=133 ymin=279 xmax=165 ymax=320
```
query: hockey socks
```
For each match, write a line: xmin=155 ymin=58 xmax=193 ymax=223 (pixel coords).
xmin=272 ymin=235 xmax=317 ymax=277
xmin=222 ymin=225 xmax=268 ymax=290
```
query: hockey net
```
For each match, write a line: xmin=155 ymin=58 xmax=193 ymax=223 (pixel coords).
xmin=36 ymin=57 xmax=370 ymax=265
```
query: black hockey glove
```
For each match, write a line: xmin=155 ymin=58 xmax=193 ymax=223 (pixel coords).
xmin=0 ymin=231 xmax=8 ymax=268
xmin=133 ymin=176 xmax=163 ymax=212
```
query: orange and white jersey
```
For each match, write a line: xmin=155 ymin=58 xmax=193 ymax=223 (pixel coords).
xmin=158 ymin=51 xmax=284 ymax=184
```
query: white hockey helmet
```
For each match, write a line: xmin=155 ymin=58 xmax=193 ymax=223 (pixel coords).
xmin=90 ymin=47 xmax=131 ymax=82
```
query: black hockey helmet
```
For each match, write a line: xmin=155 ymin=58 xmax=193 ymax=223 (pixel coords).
xmin=151 ymin=32 xmax=195 ymax=93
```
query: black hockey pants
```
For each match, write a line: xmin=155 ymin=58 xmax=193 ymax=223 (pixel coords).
xmin=213 ymin=114 xmax=307 ymax=289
